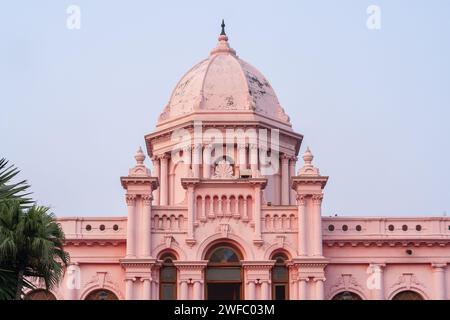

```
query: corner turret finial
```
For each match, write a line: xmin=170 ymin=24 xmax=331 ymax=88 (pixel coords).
xmin=220 ymin=19 xmax=226 ymax=36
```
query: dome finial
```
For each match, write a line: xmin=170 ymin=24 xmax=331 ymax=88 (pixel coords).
xmin=220 ymin=19 xmax=226 ymax=36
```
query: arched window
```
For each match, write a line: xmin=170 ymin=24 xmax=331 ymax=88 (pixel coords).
xmin=24 ymin=289 xmax=57 ymax=300
xmin=206 ymin=244 xmax=243 ymax=300
xmin=332 ymin=291 xmax=362 ymax=300
xmin=85 ymin=289 xmax=118 ymax=300
xmin=392 ymin=290 xmax=424 ymax=300
xmin=271 ymin=253 xmax=289 ymax=300
xmin=160 ymin=253 xmax=177 ymax=300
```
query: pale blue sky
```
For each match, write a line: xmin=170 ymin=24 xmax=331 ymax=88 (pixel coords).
xmin=1 ymin=1 xmax=449 ymax=217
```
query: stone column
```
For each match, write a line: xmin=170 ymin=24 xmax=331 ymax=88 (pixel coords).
xmin=289 ymin=157 xmax=297 ymax=205
xmin=125 ymin=278 xmax=135 ymax=300
xmin=200 ymin=197 xmax=207 ymax=222
xmin=314 ymin=278 xmax=325 ymax=300
xmin=192 ymin=144 xmax=202 ymax=178
xmin=193 ymin=281 xmax=202 ymax=300
xmin=250 ymin=143 xmax=258 ymax=177
xmin=261 ymin=281 xmax=270 ymax=300
xmin=186 ymin=184 xmax=195 ymax=242
xmin=179 ymin=281 xmax=189 ymax=300
xmin=203 ymin=145 xmax=212 ymax=179
xmin=281 ymin=154 xmax=290 ymax=205
xmin=297 ymin=195 xmax=307 ymax=256
xmin=247 ymin=281 xmax=256 ymax=300
xmin=312 ymin=194 xmax=324 ymax=256
xmin=298 ymin=277 xmax=308 ymax=300
xmin=142 ymin=278 xmax=152 ymax=300
xmin=126 ymin=194 xmax=136 ymax=257
xmin=238 ymin=143 xmax=247 ymax=172
xmin=253 ymin=185 xmax=262 ymax=244
xmin=432 ymin=263 xmax=447 ymax=300
xmin=242 ymin=198 xmax=249 ymax=222
xmin=142 ymin=194 xmax=152 ymax=257
xmin=151 ymin=156 xmax=160 ymax=205
xmin=159 ymin=154 xmax=169 ymax=205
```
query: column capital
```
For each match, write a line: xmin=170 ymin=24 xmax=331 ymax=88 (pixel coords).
xmin=124 ymin=277 xmax=137 ymax=282
xmin=281 ymin=153 xmax=291 ymax=161
xmin=431 ymin=263 xmax=447 ymax=270
xmin=296 ymin=194 xmax=307 ymax=205
xmin=125 ymin=194 xmax=137 ymax=206
xmin=313 ymin=277 xmax=326 ymax=282
xmin=159 ymin=153 xmax=170 ymax=160
xmin=312 ymin=194 xmax=323 ymax=205
xmin=142 ymin=194 xmax=153 ymax=205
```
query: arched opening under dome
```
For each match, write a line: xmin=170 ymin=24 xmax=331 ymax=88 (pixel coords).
xmin=392 ymin=290 xmax=424 ymax=300
xmin=205 ymin=243 xmax=243 ymax=300
xmin=24 ymin=289 xmax=57 ymax=300
xmin=84 ymin=289 xmax=118 ymax=300
xmin=331 ymin=291 xmax=362 ymax=300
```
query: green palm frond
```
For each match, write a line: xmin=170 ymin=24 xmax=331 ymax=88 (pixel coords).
xmin=0 ymin=158 xmax=32 ymax=205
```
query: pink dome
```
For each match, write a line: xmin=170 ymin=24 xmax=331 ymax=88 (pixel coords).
xmin=158 ymin=33 xmax=290 ymax=125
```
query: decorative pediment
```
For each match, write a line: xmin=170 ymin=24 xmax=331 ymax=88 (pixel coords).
xmin=212 ymin=160 xmax=234 ymax=179
xmin=390 ymin=273 xmax=426 ymax=290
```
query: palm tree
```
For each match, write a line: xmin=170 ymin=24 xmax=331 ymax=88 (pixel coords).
xmin=0 ymin=158 xmax=31 ymax=205
xmin=0 ymin=201 xmax=69 ymax=299
xmin=0 ymin=158 xmax=69 ymax=299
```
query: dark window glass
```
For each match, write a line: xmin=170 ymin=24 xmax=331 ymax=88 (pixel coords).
xmin=161 ymin=284 xmax=176 ymax=300
xmin=402 ymin=225 xmax=408 ymax=231
xmin=342 ymin=225 xmax=348 ymax=231
xmin=113 ymin=224 xmax=119 ymax=231
xmin=328 ymin=224 xmax=335 ymax=231
xmin=416 ymin=225 xmax=422 ymax=231
xmin=388 ymin=224 xmax=395 ymax=231
xmin=209 ymin=247 xmax=240 ymax=263
xmin=272 ymin=266 xmax=289 ymax=282
xmin=206 ymin=268 xmax=241 ymax=281
xmin=99 ymin=224 xmax=105 ymax=231
xmin=85 ymin=224 xmax=91 ymax=231
xmin=274 ymin=285 xmax=286 ymax=300
xmin=356 ymin=225 xmax=362 ymax=231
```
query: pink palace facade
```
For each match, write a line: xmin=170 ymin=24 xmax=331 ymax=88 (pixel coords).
xmin=27 ymin=26 xmax=450 ymax=301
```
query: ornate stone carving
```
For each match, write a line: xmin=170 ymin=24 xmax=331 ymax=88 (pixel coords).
xmin=312 ymin=194 xmax=323 ymax=205
xmin=212 ymin=160 xmax=234 ymax=179
xmin=296 ymin=194 xmax=306 ymax=206
xmin=142 ymin=194 xmax=153 ymax=206
xmin=390 ymin=273 xmax=426 ymax=290
xmin=126 ymin=194 xmax=136 ymax=206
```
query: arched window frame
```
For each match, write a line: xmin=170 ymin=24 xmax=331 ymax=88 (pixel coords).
xmin=159 ymin=252 xmax=177 ymax=300
xmin=271 ymin=252 xmax=289 ymax=300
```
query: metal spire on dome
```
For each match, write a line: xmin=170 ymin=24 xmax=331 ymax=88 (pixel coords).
xmin=210 ymin=19 xmax=236 ymax=56
xmin=220 ymin=19 xmax=226 ymax=36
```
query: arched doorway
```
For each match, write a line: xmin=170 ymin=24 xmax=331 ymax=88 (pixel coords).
xmin=271 ymin=252 xmax=289 ymax=300
xmin=24 ymin=289 xmax=57 ymax=300
xmin=85 ymin=289 xmax=118 ymax=300
xmin=332 ymin=291 xmax=362 ymax=300
xmin=392 ymin=290 xmax=424 ymax=300
xmin=206 ymin=244 xmax=243 ymax=300
xmin=159 ymin=252 xmax=177 ymax=300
